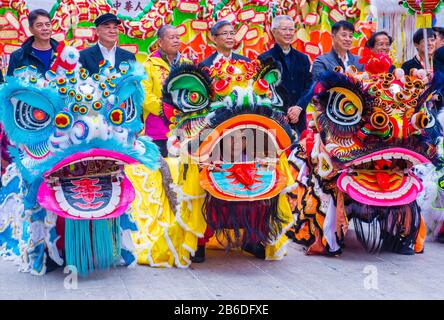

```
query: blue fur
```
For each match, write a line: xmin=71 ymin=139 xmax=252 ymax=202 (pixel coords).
xmin=121 ymin=249 xmax=135 ymax=266
xmin=0 ymin=226 xmax=20 ymax=256
xmin=115 ymin=62 xmax=146 ymax=132
xmin=9 ymin=136 xmax=160 ymax=184
xmin=120 ymin=211 xmax=138 ymax=231
xmin=0 ymin=77 xmax=64 ymax=145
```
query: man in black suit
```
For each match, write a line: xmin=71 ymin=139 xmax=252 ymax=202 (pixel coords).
xmin=258 ymin=15 xmax=312 ymax=134
xmin=79 ymin=13 xmax=135 ymax=74
xmin=200 ymin=20 xmax=249 ymax=68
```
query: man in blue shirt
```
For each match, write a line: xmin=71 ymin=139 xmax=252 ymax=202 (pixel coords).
xmin=7 ymin=9 xmax=58 ymax=76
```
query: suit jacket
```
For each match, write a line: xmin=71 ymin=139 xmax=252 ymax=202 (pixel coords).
xmin=78 ymin=44 xmax=136 ymax=74
xmin=7 ymin=36 xmax=58 ymax=76
xmin=312 ymin=49 xmax=363 ymax=82
xmin=199 ymin=51 xmax=249 ymax=68
xmin=434 ymin=46 xmax=444 ymax=75
xmin=258 ymin=45 xmax=312 ymax=133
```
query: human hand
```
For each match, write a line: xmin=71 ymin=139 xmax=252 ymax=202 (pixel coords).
xmin=287 ymin=106 xmax=303 ymax=123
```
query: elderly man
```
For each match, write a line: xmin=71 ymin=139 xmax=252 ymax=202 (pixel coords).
xmin=200 ymin=20 xmax=249 ymax=68
xmin=79 ymin=13 xmax=135 ymax=74
xmin=365 ymin=31 xmax=395 ymax=72
xmin=7 ymin=9 xmax=58 ymax=76
xmin=142 ymin=24 xmax=191 ymax=157
xmin=258 ymin=15 xmax=312 ymax=134
xmin=366 ymin=31 xmax=393 ymax=55
xmin=312 ymin=20 xmax=363 ymax=82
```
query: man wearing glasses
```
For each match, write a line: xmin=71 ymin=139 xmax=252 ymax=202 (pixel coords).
xmin=200 ymin=20 xmax=249 ymax=68
xmin=258 ymin=15 xmax=312 ymax=134
xmin=7 ymin=9 xmax=59 ymax=76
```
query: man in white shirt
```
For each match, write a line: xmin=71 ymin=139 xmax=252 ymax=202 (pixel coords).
xmin=97 ymin=40 xmax=117 ymax=67
xmin=79 ymin=13 xmax=135 ymax=74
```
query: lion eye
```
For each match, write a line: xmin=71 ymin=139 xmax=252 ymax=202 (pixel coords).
xmin=326 ymin=88 xmax=363 ymax=127
xmin=11 ymin=97 xmax=51 ymax=130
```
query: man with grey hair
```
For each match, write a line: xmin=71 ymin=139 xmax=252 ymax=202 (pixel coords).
xmin=200 ymin=20 xmax=249 ymax=68
xmin=258 ymin=15 xmax=312 ymax=134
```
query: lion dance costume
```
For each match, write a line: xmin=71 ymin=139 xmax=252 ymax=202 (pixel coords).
xmin=288 ymin=54 xmax=444 ymax=256
xmin=0 ymin=47 xmax=160 ymax=275
xmin=127 ymin=57 xmax=296 ymax=266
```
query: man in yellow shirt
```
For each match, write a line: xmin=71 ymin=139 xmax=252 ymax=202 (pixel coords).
xmin=142 ymin=24 xmax=191 ymax=157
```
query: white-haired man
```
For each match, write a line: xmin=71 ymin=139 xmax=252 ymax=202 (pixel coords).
xmin=258 ymin=15 xmax=312 ymax=134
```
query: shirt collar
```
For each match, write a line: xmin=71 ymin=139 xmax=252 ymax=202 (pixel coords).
xmin=275 ymin=44 xmax=292 ymax=55
xmin=98 ymin=41 xmax=117 ymax=54
xmin=215 ymin=51 xmax=232 ymax=61
xmin=158 ymin=48 xmax=181 ymax=66
xmin=332 ymin=48 xmax=351 ymax=69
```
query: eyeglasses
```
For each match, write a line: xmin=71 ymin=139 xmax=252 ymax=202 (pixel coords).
xmin=276 ymin=28 xmax=295 ymax=32
xmin=215 ymin=31 xmax=236 ymax=37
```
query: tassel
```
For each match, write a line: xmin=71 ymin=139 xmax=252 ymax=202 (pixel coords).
xmin=65 ymin=219 xmax=94 ymax=276
xmin=203 ymin=195 xmax=285 ymax=249
xmin=65 ymin=217 xmax=121 ymax=276
xmin=91 ymin=217 xmax=121 ymax=271
xmin=350 ymin=201 xmax=421 ymax=254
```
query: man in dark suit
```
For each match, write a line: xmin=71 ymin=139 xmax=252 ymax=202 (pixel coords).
xmin=79 ymin=13 xmax=135 ymax=74
xmin=200 ymin=20 xmax=249 ymax=68
xmin=258 ymin=15 xmax=312 ymax=134
xmin=312 ymin=21 xmax=363 ymax=82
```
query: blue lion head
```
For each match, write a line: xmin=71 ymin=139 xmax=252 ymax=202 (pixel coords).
xmin=0 ymin=60 xmax=160 ymax=220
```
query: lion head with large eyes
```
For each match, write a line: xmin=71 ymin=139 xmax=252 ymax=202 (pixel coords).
xmin=289 ymin=66 xmax=444 ymax=256
xmin=310 ymin=69 xmax=443 ymax=206
xmin=161 ymin=58 xmax=296 ymax=255
xmin=0 ymin=58 xmax=160 ymax=275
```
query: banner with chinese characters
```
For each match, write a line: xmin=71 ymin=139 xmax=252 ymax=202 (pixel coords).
xmin=0 ymin=0 xmax=376 ymax=72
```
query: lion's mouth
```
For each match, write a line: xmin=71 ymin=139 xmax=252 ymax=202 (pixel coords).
xmin=338 ymin=148 xmax=428 ymax=206
xmin=199 ymin=124 xmax=290 ymax=201
xmin=37 ymin=149 xmax=137 ymax=219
